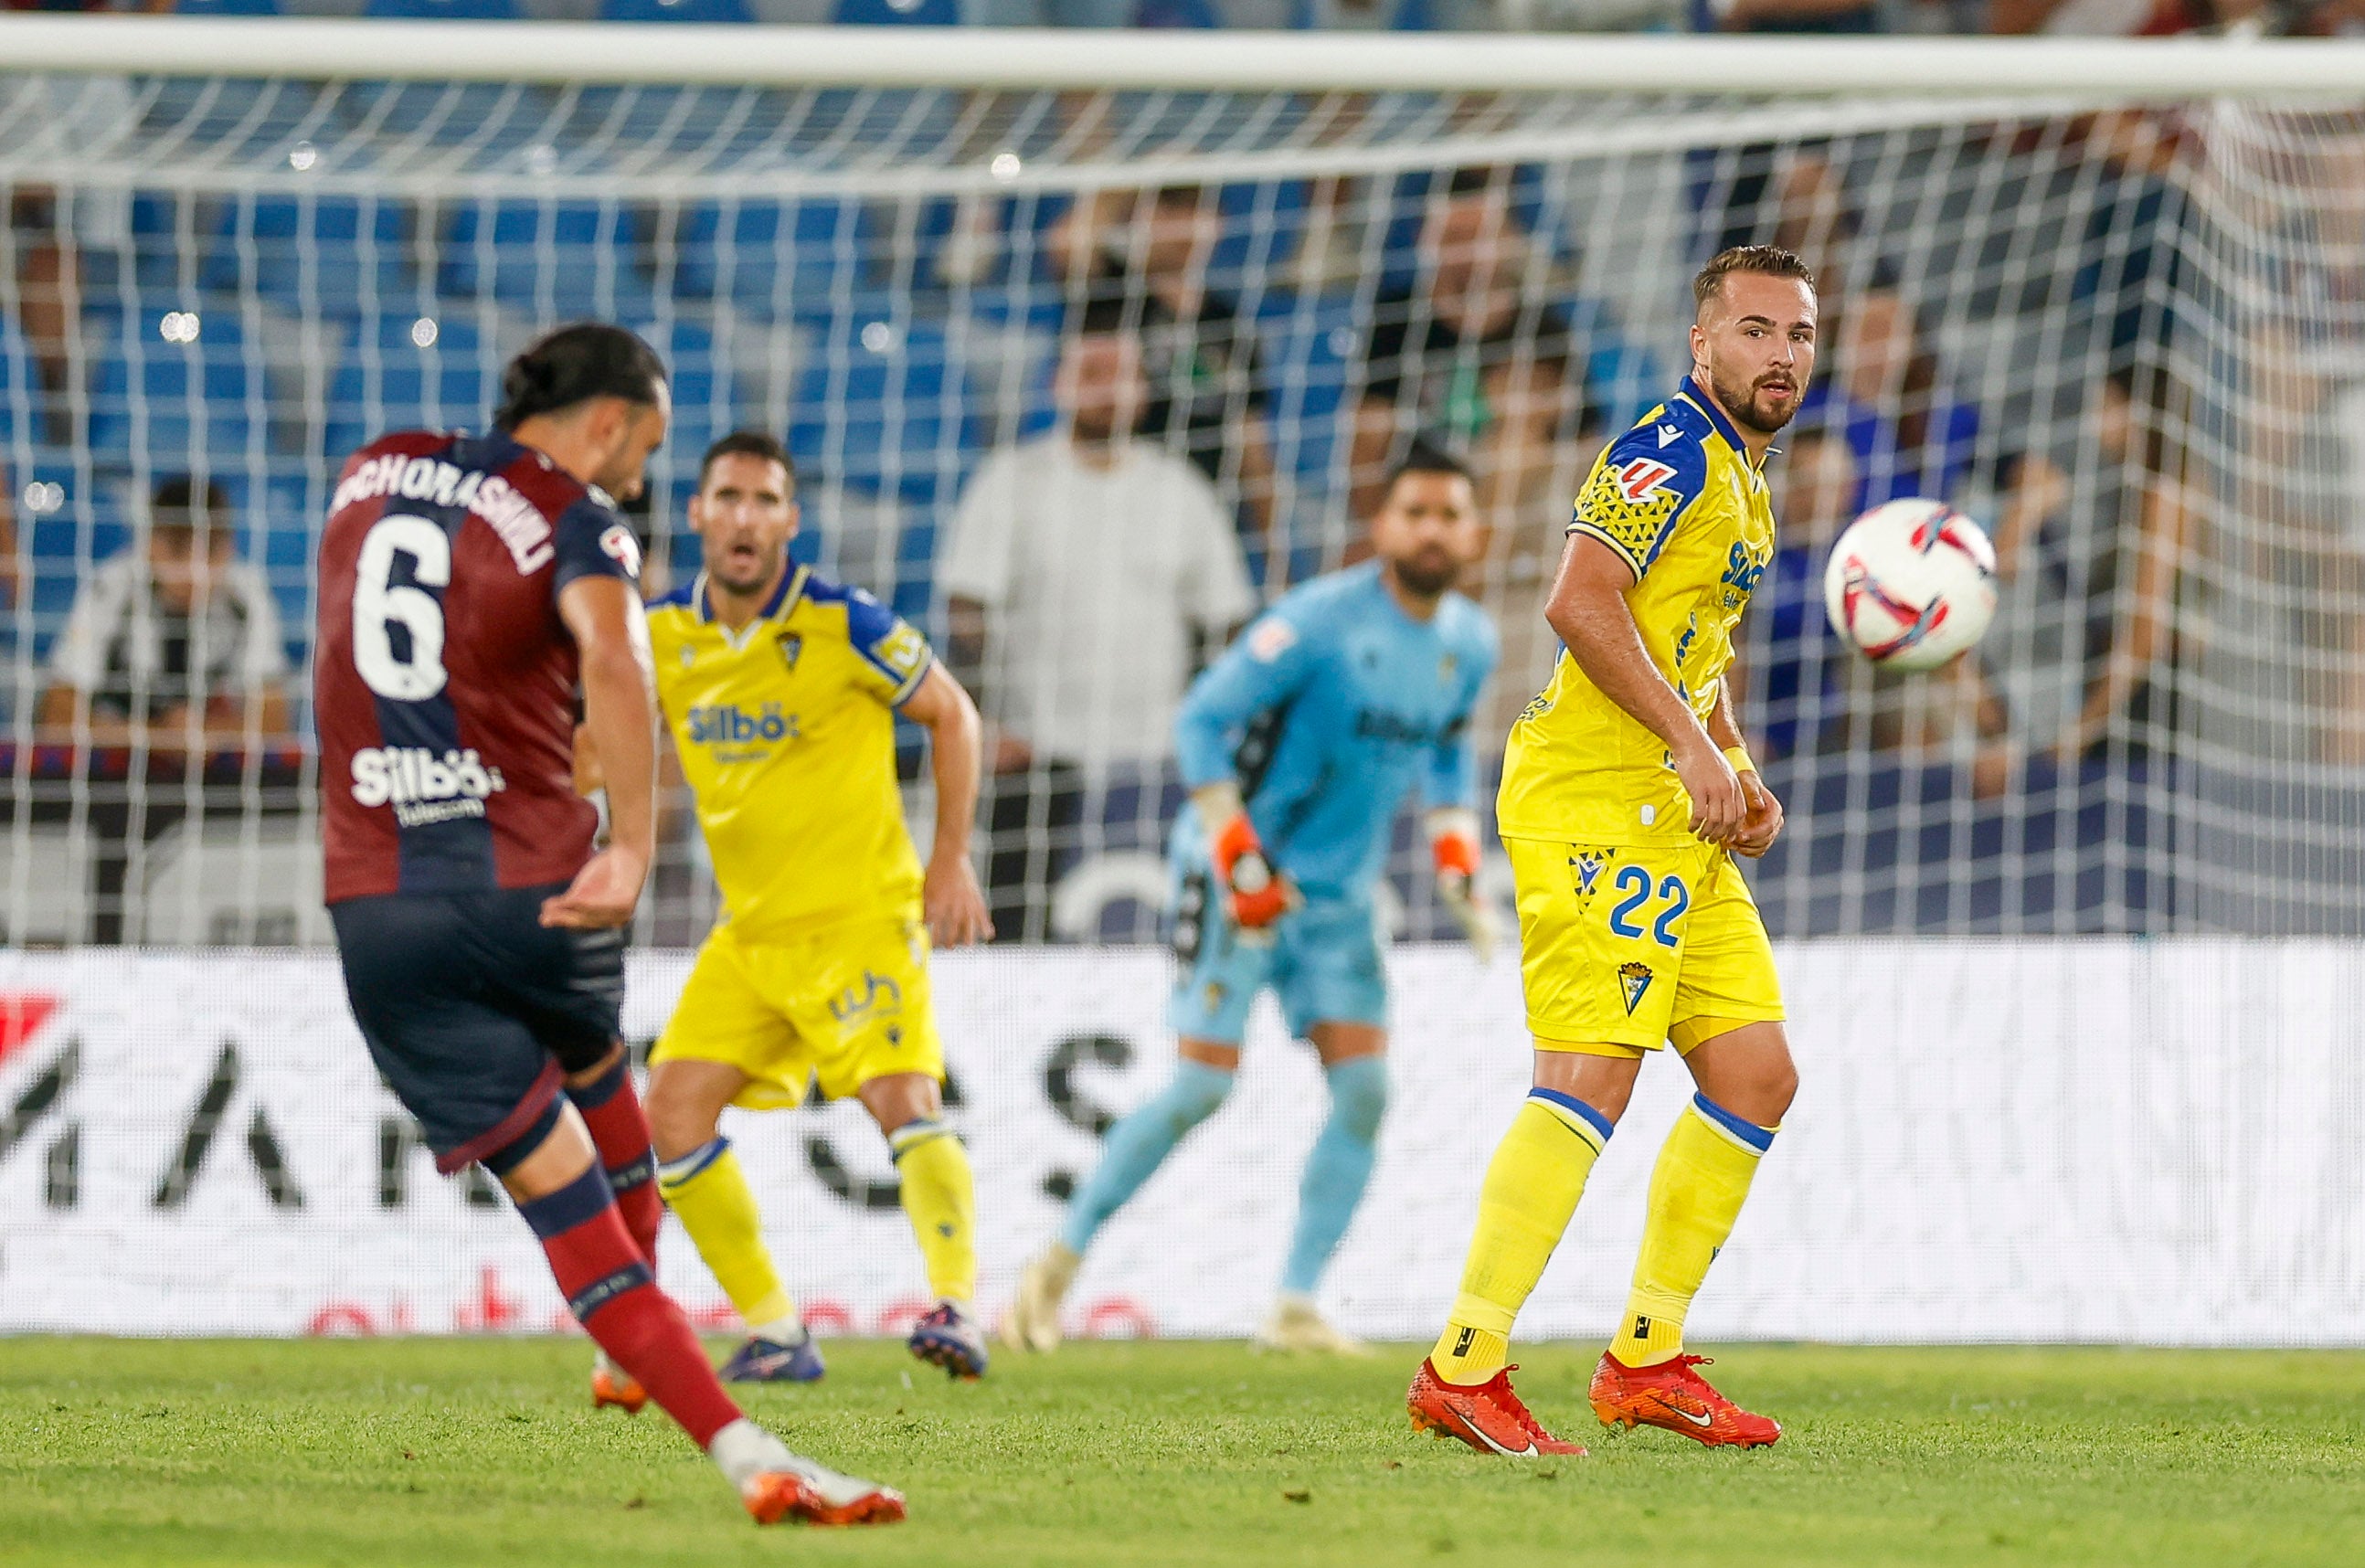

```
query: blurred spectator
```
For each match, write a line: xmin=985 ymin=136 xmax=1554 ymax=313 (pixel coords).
xmin=1969 ymin=366 xmax=2193 ymax=793
xmin=1798 ymin=286 xmax=1981 ymax=512
xmin=1988 ymin=0 xmax=2267 ymax=32
xmin=1047 ymin=188 xmax=1279 ymax=566
xmin=1705 ymin=0 xmax=1879 ymax=29
xmin=940 ymin=296 xmax=1255 ymax=941
xmin=0 ymin=459 xmax=20 ymax=615
xmin=37 ymin=475 xmax=292 ymax=751
xmin=1352 ymin=168 xmax=1614 ymax=524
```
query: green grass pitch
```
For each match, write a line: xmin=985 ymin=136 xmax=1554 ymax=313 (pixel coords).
xmin=4 ymin=1338 xmax=2361 ymax=1567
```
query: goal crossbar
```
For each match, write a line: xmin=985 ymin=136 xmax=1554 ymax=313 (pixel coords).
xmin=4 ymin=16 xmax=2364 ymax=99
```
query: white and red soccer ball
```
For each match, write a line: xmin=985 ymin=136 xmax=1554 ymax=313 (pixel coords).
xmin=1822 ymin=498 xmax=1999 ymax=673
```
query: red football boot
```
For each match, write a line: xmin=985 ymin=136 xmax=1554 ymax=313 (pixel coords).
xmin=590 ymin=1364 xmax=648 ymax=1414
xmin=1406 ymin=1359 xmax=1588 ymax=1457
xmin=1588 ymin=1351 xmax=1780 ymax=1447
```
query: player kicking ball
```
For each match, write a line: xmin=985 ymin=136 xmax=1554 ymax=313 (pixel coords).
xmin=1005 ymin=445 xmax=1499 ymax=1357
xmin=1405 ymin=248 xmax=1818 ymax=1458
xmin=317 ymin=325 xmax=900 ymax=1524
xmin=625 ymin=431 xmax=994 ymax=1389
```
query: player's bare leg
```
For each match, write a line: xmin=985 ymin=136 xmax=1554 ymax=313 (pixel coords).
xmin=1260 ymin=1022 xmax=1384 ymax=1356
xmin=500 ymin=1107 xmax=901 ymax=1523
xmin=861 ymin=1071 xmax=987 ymax=1379
xmin=647 ymin=1058 xmax=825 ymax=1383
xmin=1590 ymin=1022 xmax=1794 ymax=1448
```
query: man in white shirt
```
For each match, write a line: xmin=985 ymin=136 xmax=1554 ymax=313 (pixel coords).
xmin=39 ymin=474 xmax=292 ymax=750
xmin=940 ymin=296 xmax=1257 ymax=941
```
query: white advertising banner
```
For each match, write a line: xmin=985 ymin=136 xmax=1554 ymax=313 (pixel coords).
xmin=0 ymin=942 xmax=2360 ymax=1346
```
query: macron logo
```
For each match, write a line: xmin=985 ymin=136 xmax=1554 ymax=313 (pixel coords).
xmin=1658 ymin=424 xmax=1682 ymax=448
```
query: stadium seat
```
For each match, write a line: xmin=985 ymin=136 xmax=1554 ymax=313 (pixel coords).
xmin=601 ymin=0 xmax=754 ymax=19
xmin=321 ymin=314 xmax=497 ymax=459
xmin=669 ymin=199 xmax=884 ymax=315
xmin=200 ymin=195 xmax=419 ymax=322
xmin=440 ymin=200 xmax=657 ymax=322
xmin=172 ymin=0 xmax=283 ymax=13
xmin=0 ymin=316 xmax=39 ymax=449
xmin=364 ymin=0 xmax=521 ymax=16
xmin=787 ymin=308 xmax=977 ymax=507
xmin=832 ymin=0 xmax=961 ymax=26
xmin=624 ymin=317 xmax=732 ymax=463
xmin=84 ymin=306 xmax=264 ymax=469
xmin=16 ymin=460 xmax=134 ymax=667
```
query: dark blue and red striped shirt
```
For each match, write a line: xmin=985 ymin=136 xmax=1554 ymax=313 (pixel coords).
xmin=315 ymin=429 xmax=641 ymax=903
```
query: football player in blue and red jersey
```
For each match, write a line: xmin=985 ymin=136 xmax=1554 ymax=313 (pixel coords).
xmin=314 ymin=323 xmax=903 ymax=1527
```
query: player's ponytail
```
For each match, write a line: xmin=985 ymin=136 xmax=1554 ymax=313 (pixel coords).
xmin=493 ymin=322 xmax=668 ymax=432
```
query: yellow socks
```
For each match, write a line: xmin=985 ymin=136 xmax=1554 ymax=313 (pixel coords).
xmin=1430 ymin=1088 xmax=1613 ymax=1385
xmin=656 ymin=1136 xmax=798 ymax=1333
xmin=889 ymin=1118 xmax=978 ymax=1304
xmin=1617 ymin=1093 xmax=1776 ymax=1368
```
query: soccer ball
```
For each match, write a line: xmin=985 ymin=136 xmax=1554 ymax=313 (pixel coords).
xmin=1821 ymin=499 xmax=1999 ymax=673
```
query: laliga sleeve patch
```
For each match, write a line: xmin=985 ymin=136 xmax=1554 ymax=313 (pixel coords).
xmin=599 ymin=522 xmax=642 ymax=579
xmin=1246 ymin=617 xmax=1298 ymax=663
xmin=1615 ymin=457 xmax=1678 ymax=504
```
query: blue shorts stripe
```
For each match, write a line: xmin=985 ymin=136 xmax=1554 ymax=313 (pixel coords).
xmin=1529 ymin=1086 xmax=1616 ymax=1143
xmin=1692 ymin=1092 xmax=1776 ymax=1153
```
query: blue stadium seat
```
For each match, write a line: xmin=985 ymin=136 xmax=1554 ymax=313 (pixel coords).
xmin=16 ymin=461 xmax=133 ymax=667
xmin=440 ymin=200 xmax=656 ymax=322
xmin=173 ymin=0 xmax=282 ymax=13
xmin=85 ymin=306 xmax=263 ymax=469
xmin=201 ymin=195 xmax=419 ymax=321
xmin=321 ymin=315 xmax=496 ymax=459
xmin=601 ymin=0 xmax=752 ymax=19
xmin=0 ymin=317 xmax=39 ymax=449
xmin=624 ymin=317 xmax=731 ymax=462
xmin=788 ymin=308 xmax=976 ymax=507
xmin=833 ymin=0 xmax=961 ymax=25
xmin=670 ymin=199 xmax=878 ymax=315
xmin=364 ymin=0 xmax=520 ymax=16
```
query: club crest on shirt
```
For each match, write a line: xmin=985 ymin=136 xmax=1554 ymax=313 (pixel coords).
xmin=1246 ymin=617 xmax=1298 ymax=663
xmin=775 ymin=630 xmax=803 ymax=673
xmin=1619 ymin=961 xmax=1654 ymax=1016
xmin=1438 ymin=651 xmax=1458 ymax=683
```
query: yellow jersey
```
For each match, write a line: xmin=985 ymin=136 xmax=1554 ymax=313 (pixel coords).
xmin=1497 ymin=377 xmax=1776 ymax=846
xmin=645 ymin=565 xmax=933 ymax=942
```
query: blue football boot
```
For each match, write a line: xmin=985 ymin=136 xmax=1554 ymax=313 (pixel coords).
xmin=907 ymin=1300 xmax=990 ymax=1380
xmin=718 ymin=1330 xmax=827 ymax=1383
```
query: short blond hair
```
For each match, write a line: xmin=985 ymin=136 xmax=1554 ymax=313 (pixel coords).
xmin=1693 ymin=246 xmax=1817 ymax=311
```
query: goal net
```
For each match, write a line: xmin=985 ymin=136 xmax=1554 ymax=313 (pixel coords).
xmin=3 ymin=26 xmax=2365 ymax=1345
xmin=3 ymin=31 xmax=2361 ymax=950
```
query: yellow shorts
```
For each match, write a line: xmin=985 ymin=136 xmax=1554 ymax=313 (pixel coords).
xmin=650 ymin=912 xmax=943 ymax=1110
xmin=1505 ymin=835 xmax=1785 ymax=1059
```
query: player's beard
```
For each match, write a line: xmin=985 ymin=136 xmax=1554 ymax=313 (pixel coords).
xmin=1712 ymin=364 xmax=1803 ymax=435
xmin=711 ymin=541 xmax=784 ymax=597
xmin=1390 ymin=546 xmax=1461 ymax=599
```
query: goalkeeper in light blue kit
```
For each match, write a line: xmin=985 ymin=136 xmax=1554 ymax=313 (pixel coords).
xmin=1004 ymin=444 xmax=1501 ymax=1354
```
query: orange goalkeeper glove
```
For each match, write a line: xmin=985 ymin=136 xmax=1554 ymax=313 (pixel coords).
xmin=1211 ymin=814 xmax=1294 ymax=931
xmin=1428 ymin=812 xmax=1500 ymax=965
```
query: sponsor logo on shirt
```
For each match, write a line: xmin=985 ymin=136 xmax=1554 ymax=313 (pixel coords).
xmin=685 ymin=702 xmax=800 ymax=751
xmin=1246 ymin=617 xmax=1298 ymax=663
xmin=350 ymin=746 xmax=507 ymax=828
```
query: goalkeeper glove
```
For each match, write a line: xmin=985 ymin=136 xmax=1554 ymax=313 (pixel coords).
xmin=1428 ymin=810 xmax=1501 ymax=966
xmin=1210 ymin=813 xmax=1294 ymax=932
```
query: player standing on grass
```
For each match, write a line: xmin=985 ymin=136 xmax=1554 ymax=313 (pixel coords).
xmin=1004 ymin=444 xmax=1498 ymax=1356
xmin=315 ymin=324 xmax=903 ymax=1526
xmin=1406 ymin=248 xmax=1814 ymax=1457
xmin=636 ymin=431 xmax=996 ymax=1383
